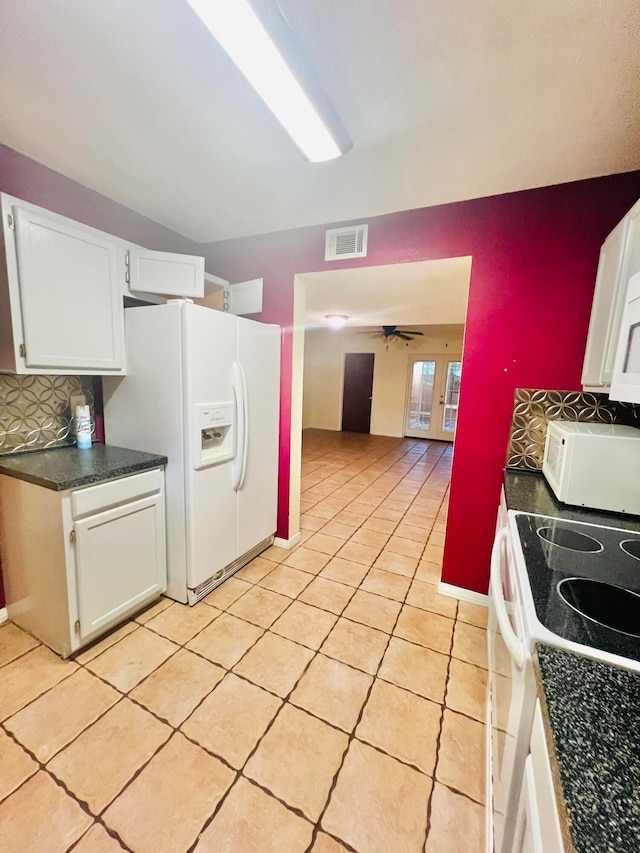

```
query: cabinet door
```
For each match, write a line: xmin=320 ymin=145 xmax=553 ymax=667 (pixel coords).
xmin=609 ymin=271 xmax=640 ymax=403
xmin=226 ymin=278 xmax=263 ymax=315
xmin=528 ymin=703 xmax=565 ymax=853
xmin=581 ymin=218 xmax=628 ymax=388
xmin=128 ymin=247 xmax=204 ymax=298
xmin=74 ymin=494 xmax=166 ymax=640
xmin=512 ymin=756 xmax=545 ymax=853
xmin=13 ymin=207 xmax=124 ymax=371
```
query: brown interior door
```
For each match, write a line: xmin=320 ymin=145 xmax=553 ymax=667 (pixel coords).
xmin=341 ymin=353 xmax=375 ymax=433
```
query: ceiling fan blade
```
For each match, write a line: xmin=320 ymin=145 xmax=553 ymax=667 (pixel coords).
xmin=405 ymin=330 xmax=424 ymax=336
xmin=396 ymin=332 xmax=412 ymax=340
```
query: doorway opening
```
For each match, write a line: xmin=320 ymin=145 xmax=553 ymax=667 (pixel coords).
xmin=287 ymin=256 xmax=472 ymax=540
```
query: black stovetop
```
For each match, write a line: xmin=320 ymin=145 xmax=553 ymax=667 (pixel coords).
xmin=515 ymin=513 xmax=640 ymax=664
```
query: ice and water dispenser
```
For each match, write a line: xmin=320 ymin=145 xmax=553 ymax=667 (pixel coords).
xmin=194 ymin=402 xmax=235 ymax=469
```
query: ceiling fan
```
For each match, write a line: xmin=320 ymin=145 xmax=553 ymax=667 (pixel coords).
xmin=374 ymin=325 xmax=424 ymax=341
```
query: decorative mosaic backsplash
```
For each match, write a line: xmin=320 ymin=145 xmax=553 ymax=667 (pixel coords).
xmin=0 ymin=375 xmax=96 ymax=455
xmin=506 ymin=388 xmax=640 ymax=470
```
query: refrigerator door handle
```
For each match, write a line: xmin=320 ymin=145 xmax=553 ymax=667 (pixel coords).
xmin=238 ymin=362 xmax=249 ymax=490
xmin=231 ymin=361 xmax=245 ymax=491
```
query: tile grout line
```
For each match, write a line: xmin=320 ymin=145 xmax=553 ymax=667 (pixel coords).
xmin=183 ymin=585 xmax=361 ymax=850
xmin=79 ymin=568 xmax=331 ymax=847
xmin=306 ymin=485 xmax=440 ymax=852
xmin=422 ymin=595 xmax=459 ymax=849
xmin=66 ymin=567 xmax=481 ymax=843
xmin=104 ymin=442 xmax=456 ymax=804
xmin=301 ymin=441 xmax=442 ymax=524
xmin=0 ymin=616 xmax=482 ymax=850
xmin=0 ymin=711 xmax=134 ymax=852
xmin=0 ymin=435 xmax=465 ymax=850
xmin=183 ymin=442 xmax=448 ymax=849
xmin=0 ymin=598 xmax=278 ymax=847
xmin=290 ymin=438 xmax=468 ymax=846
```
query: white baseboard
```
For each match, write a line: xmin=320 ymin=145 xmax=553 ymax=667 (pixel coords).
xmin=273 ymin=532 xmax=301 ymax=550
xmin=0 ymin=607 xmax=7 ymax=625
xmin=438 ymin=581 xmax=488 ymax=607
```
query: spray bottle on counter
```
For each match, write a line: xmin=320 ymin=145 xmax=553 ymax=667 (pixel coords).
xmin=75 ymin=405 xmax=92 ymax=449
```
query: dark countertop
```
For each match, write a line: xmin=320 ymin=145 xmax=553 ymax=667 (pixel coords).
xmin=504 ymin=468 xmax=640 ymax=532
xmin=0 ymin=444 xmax=167 ymax=491
xmin=534 ymin=645 xmax=640 ymax=853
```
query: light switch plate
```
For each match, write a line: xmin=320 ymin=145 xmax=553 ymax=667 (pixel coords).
xmin=69 ymin=394 xmax=86 ymax=415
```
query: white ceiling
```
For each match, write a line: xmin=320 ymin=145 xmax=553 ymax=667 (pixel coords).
xmin=1 ymin=0 xmax=639 ymax=243
xmin=301 ymin=258 xmax=471 ymax=329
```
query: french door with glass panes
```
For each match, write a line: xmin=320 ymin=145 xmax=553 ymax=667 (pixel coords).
xmin=404 ymin=355 xmax=462 ymax=441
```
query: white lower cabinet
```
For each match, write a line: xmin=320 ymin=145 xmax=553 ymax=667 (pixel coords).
xmin=512 ymin=701 xmax=565 ymax=853
xmin=75 ymin=492 xmax=166 ymax=641
xmin=0 ymin=467 xmax=166 ymax=656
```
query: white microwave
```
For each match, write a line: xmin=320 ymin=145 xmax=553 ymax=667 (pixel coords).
xmin=542 ymin=420 xmax=640 ymax=514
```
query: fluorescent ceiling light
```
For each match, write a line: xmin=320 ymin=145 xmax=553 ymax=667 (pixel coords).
xmin=185 ymin=0 xmax=347 ymax=162
xmin=325 ymin=314 xmax=349 ymax=328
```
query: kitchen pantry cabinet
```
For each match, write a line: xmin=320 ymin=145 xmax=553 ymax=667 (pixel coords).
xmin=0 ymin=193 xmax=205 ymax=375
xmin=581 ymin=198 xmax=640 ymax=391
xmin=0 ymin=467 xmax=167 ymax=657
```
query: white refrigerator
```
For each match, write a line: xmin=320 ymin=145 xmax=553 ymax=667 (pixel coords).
xmin=103 ymin=299 xmax=281 ymax=604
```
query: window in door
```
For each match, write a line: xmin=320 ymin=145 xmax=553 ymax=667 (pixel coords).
xmin=404 ymin=355 xmax=462 ymax=441
xmin=407 ymin=360 xmax=436 ymax=431
xmin=442 ymin=360 xmax=462 ymax=434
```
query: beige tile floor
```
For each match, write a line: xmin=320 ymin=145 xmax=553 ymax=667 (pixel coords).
xmin=0 ymin=429 xmax=488 ymax=852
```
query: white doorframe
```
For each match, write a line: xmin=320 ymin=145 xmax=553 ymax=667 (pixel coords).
xmin=288 ymin=277 xmax=307 ymax=542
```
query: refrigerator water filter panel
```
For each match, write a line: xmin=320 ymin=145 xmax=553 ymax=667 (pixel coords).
xmin=194 ymin=402 xmax=235 ymax=468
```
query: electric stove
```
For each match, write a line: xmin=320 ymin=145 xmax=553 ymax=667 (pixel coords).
xmin=513 ymin=513 xmax=640 ymax=666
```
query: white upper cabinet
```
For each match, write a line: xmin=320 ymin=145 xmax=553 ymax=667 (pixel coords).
xmin=609 ymin=271 xmax=640 ymax=403
xmin=196 ymin=274 xmax=264 ymax=316
xmin=581 ymin=218 xmax=628 ymax=388
xmin=582 ymin=198 xmax=640 ymax=390
xmin=0 ymin=193 xmax=214 ymax=375
xmin=14 ymin=207 xmax=125 ymax=372
xmin=0 ymin=194 xmax=126 ymax=375
xmin=226 ymin=278 xmax=264 ymax=315
xmin=127 ymin=246 xmax=205 ymax=298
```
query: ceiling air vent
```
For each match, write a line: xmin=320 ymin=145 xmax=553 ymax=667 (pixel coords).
xmin=325 ymin=224 xmax=368 ymax=261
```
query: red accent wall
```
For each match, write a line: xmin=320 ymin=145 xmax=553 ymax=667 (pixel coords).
xmin=201 ymin=172 xmax=640 ymax=594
